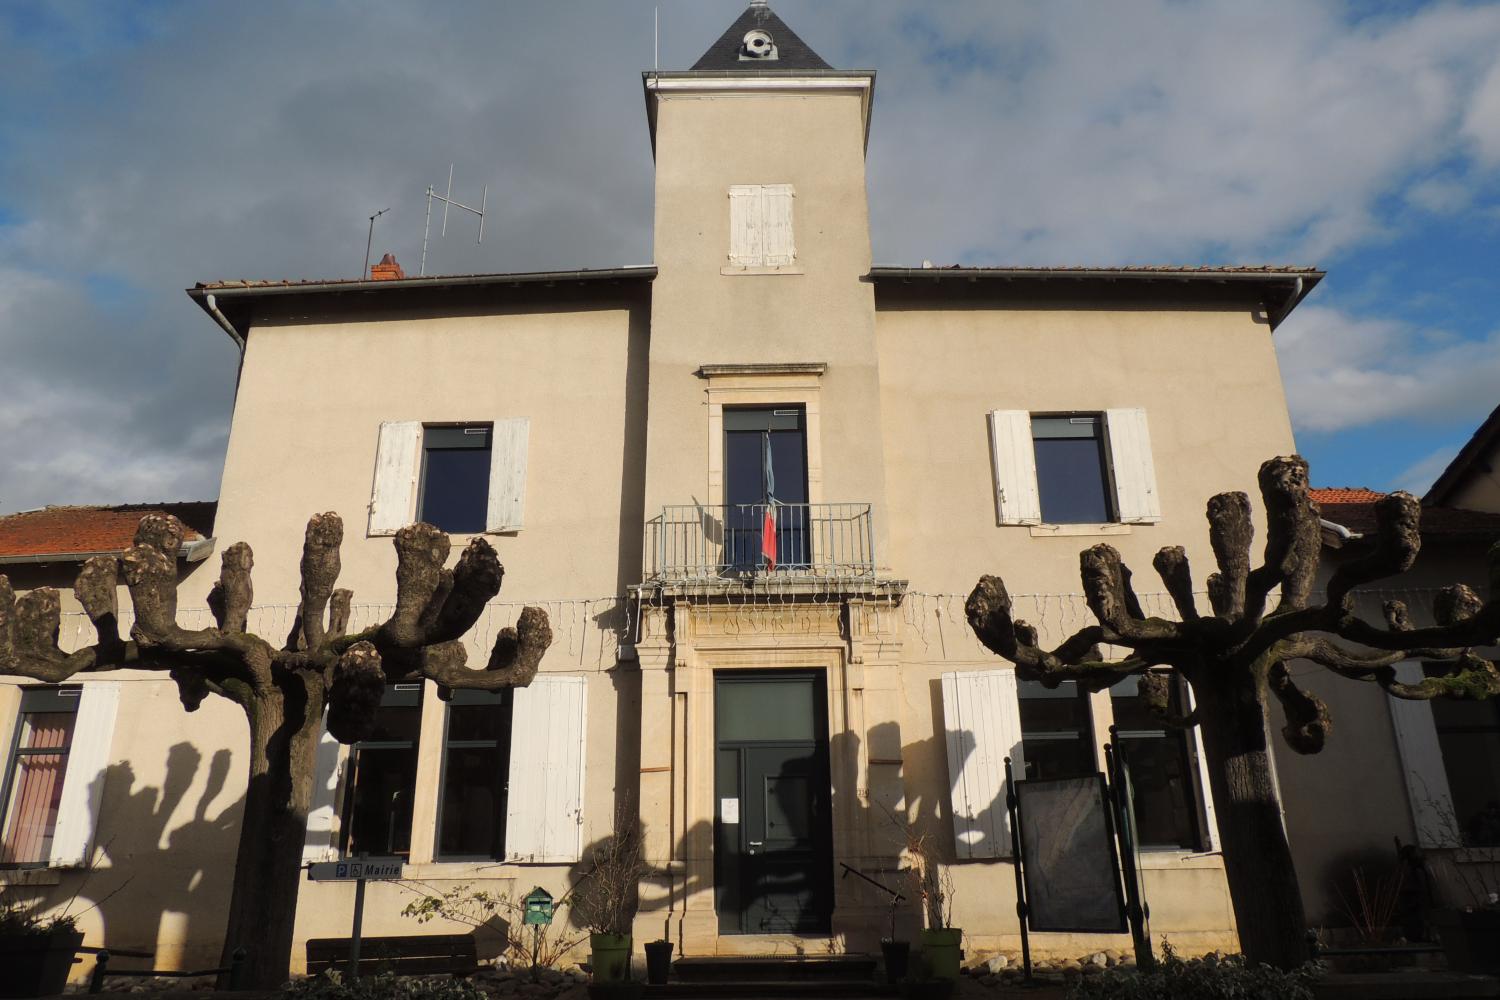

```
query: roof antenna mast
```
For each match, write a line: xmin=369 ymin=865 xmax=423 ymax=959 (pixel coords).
xmin=419 ymin=164 xmax=488 ymax=277
xmin=362 ymin=207 xmax=390 ymax=279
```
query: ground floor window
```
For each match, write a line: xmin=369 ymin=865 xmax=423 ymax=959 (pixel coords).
xmin=436 ymin=688 xmax=513 ymax=860
xmin=0 ymin=688 xmax=80 ymax=865
xmin=1425 ymin=663 xmax=1500 ymax=846
xmin=1018 ymin=679 xmax=1095 ymax=781
xmin=340 ymin=683 xmax=422 ymax=858
xmin=1109 ymin=674 xmax=1202 ymax=850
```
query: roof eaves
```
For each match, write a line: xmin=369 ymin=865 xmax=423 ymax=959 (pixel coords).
xmin=1424 ymin=401 xmax=1500 ymax=506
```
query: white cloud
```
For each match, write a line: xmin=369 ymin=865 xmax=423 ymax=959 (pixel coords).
xmin=1389 ymin=441 xmax=1464 ymax=496
xmin=1276 ymin=304 xmax=1500 ymax=433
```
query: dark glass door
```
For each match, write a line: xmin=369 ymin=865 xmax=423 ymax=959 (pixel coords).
xmin=714 ymin=672 xmax=833 ymax=933
xmin=723 ymin=407 xmax=809 ymax=572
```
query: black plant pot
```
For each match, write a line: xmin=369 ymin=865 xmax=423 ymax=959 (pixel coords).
xmin=644 ymin=940 xmax=673 ymax=985
xmin=881 ymin=940 xmax=911 ymax=985
xmin=0 ymin=930 xmax=85 ymax=999
xmin=1433 ymin=908 xmax=1500 ymax=974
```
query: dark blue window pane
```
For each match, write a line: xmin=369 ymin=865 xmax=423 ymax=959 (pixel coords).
xmin=1034 ymin=437 xmax=1112 ymax=524
xmin=420 ymin=438 xmax=491 ymax=534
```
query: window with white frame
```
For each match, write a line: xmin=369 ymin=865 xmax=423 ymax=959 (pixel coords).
xmin=988 ymin=408 xmax=1161 ymax=526
xmin=1391 ymin=659 xmax=1500 ymax=847
xmin=367 ymin=418 xmax=530 ymax=536
xmin=1110 ymin=673 xmax=1203 ymax=850
xmin=339 ymin=683 xmax=423 ymax=859
xmin=0 ymin=684 xmax=120 ymax=869
xmin=728 ymin=184 xmax=795 ymax=268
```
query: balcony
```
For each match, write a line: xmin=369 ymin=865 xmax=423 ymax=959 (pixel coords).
xmin=644 ymin=503 xmax=877 ymax=583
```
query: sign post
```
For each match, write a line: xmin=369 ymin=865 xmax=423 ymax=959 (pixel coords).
xmin=308 ymin=857 xmax=406 ymax=978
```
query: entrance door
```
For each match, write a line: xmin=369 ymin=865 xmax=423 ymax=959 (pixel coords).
xmin=714 ymin=671 xmax=833 ymax=934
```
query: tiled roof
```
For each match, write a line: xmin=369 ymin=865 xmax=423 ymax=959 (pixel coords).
xmin=1312 ymin=488 xmax=1500 ymax=540
xmin=872 ymin=264 xmax=1320 ymax=275
xmin=193 ymin=265 xmax=656 ymax=292
xmin=0 ymin=502 xmax=216 ymax=562
xmin=691 ymin=3 xmax=832 ymax=72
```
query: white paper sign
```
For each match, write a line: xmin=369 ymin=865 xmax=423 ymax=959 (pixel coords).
xmin=720 ymin=798 xmax=740 ymax=824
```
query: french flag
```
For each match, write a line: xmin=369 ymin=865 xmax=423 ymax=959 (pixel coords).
xmin=762 ymin=430 xmax=777 ymax=571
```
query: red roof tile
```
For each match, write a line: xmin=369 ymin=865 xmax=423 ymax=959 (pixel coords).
xmin=1312 ymin=488 xmax=1500 ymax=540
xmin=0 ymin=503 xmax=216 ymax=562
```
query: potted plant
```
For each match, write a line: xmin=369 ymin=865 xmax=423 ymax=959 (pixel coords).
xmin=643 ymin=939 xmax=673 ymax=985
xmin=907 ymin=830 xmax=961 ymax=983
xmin=573 ymin=825 xmax=647 ymax=992
xmin=1421 ymin=796 xmax=1500 ymax=973
xmin=0 ymin=894 xmax=85 ymax=999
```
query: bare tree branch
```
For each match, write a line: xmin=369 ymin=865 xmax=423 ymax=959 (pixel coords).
xmin=1245 ymin=456 xmax=1322 ymax=618
xmin=1206 ymin=491 xmax=1252 ymax=621
xmin=1267 ymin=659 xmax=1332 ymax=754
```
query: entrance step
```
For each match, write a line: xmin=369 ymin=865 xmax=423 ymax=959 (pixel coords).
xmin=670 ymin=955 xmax=878 ymax=984
xmin=644 ymin=983 xmax=897 ymax=1000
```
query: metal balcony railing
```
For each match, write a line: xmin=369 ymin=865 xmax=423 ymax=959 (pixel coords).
xmin=645 ymin=503 xmax=876 ymax=581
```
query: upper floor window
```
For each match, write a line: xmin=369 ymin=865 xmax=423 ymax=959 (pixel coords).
xmin=420 ymin=425 xmax=492 ymax=534
xmin=1 ymin=688 xmax=79 ymax=865
xmin=727 ymin=184 xmax=795 ymax=269
xmin=988 ymin=408 xmax=1161 ymax=527
xmin=367 ymin=418 xmax=530 ymax=536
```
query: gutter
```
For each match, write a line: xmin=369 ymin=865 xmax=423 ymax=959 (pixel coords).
xmin=203 ymin=294 xmax=245 ymax=352
xmin=190 ymin=266 xmax=657 ymax=302
xmin=0 ymin=536 xmax=217 ymax=566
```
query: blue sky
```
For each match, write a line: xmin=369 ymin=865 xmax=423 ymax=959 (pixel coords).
xmin=1 ymin=1 xmax=1499 ymax=512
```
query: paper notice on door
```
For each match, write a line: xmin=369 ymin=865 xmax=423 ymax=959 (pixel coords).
xmin=720 ymin=798 xmax=740 ymax=824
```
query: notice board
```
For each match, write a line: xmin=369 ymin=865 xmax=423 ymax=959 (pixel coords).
xmin=1015 ymin=774 xmax=1127 ymax=933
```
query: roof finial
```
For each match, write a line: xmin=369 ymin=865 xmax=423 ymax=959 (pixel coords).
xmin=750 ymin=0 xmax=768 ymax=7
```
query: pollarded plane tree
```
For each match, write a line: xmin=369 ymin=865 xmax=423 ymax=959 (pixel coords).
xmin=0 ymin=512 xmax=553 ymax=989
xmin=964 ymin=455 xmax=1500 ymax=971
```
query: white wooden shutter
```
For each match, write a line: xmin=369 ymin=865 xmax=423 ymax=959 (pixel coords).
xmin=1105 ymin=408 xmax=1161 ymax=524
xmin=504 ymin=675 xmax=587 ymax=863
xmin=762 ymin=184 xmax=795 ymax=266
xmin=486 ymin=417 xmax=531 ymax=533
xmin=1184 ymin=686 xmax=1220 ymax=851
xmin=941 ymin=669 xmax=1024 ymax=859
xmin=1388 ymin=661 xmax=1458 ymax=847
xmin=728 ymin=185 xmax=764 ymax=266
xmin=48 ymin=682 xmax=121 ymax=868
xmin=302 ymin=715 xmax=344 ymax=863
xmin=988 ymin=411 xmax=1042 ymax=526
xmin=368 ymin=421 xmax=421 ymax=536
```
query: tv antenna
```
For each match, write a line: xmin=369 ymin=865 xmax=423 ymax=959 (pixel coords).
xmin=420 ymin=164 xmax=487 ymax=276
xmin=362 ymin=207 xmax=390 ymax=278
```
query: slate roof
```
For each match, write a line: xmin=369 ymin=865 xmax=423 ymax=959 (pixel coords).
xmin=1311 ymin=488 xmax=1500 ymax=541
xmin=691 ymin=3 xmax=833 ymax=71
xmin=0 ymin=502 xmax=217 ymax=563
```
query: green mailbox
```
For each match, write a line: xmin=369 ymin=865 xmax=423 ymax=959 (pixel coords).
xmin=523 ymin=886 xmax=555 ymax=926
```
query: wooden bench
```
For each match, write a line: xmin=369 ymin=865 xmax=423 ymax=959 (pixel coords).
xmin=306 ymin=935 xmax=478 ymax=977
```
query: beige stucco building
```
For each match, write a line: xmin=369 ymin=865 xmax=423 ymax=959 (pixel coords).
xmin=13 ymin=1 xmax=1494 ymax=981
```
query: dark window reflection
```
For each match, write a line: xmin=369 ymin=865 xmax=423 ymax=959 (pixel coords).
xmin=1426 ymin=662 xmax=1500 ymax=846
xmin=419 ymin=425 xmax=492 ymax=534
xmin=341 ymin=685 xmax=421 ymax=858
xmin=438 ymin=688 xmax=513 ymax=860
xmin=1110 ymin=674 xmax=1201 ymax=850
xmin=1018 ymin=679 xmax=1095 ymax=781
xmin=1032 ymin=415 xmax=1113 ymax=524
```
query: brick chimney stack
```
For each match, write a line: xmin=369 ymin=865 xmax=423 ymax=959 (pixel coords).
xmin=369 ymin=253 xmax=406 ymax=280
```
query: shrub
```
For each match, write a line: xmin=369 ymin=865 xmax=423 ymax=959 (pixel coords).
xmin=1066 ymin=943 xmax=1320 ymax=1000
xmin=283 ymin=971 xmax=487 ymax=1000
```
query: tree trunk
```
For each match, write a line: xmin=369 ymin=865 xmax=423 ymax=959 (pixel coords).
xmin=217 ymin=681 xmax=321 ymax=989
xmin=1193 ymin=672 xmax=1309 ymax=970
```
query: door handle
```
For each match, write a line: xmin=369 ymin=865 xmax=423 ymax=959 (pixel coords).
xmin=748 ymin=840 xmax=763 ymax=855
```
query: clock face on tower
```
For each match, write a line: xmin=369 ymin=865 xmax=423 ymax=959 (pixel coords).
xmin=740 ymin=29 xmax=779 ymax=61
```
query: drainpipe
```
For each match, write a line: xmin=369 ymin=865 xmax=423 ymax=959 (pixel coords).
xmin=204 ymin=294 xmax=245 ymax=352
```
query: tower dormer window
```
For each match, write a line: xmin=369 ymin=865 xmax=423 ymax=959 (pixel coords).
xmin=740 ymin=29 xmax=778 ymax=60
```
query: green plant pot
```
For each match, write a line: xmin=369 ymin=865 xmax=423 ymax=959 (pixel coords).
xmin=918 ymin=928 xmax=963 ymax=982
xmin=0 ymin=930 xmax=84 ymax=998
xmin=590 ymin=932 xmax=634 ymax=982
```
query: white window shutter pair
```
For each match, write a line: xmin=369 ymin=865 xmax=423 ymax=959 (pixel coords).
xmin=987 ymin=409 xmax=1160 ymax=525
xmin=504 ymin=676 xmax=588 ymax=863
xmin=728 ymin=184 xmax=795 ymax=266
xmin=48 ymin=682 xmax=121 ymax=868
xmin=1388 ymin=661 xmax=1460 ymax=848
xmin=367 ymin=418 xmax=530 ymax=536
xmin=940 ymin=670 xmax=1024 ymax=859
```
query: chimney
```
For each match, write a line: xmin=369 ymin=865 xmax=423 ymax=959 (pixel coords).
xmin=369 ymin=253 xmax=406 ymax=281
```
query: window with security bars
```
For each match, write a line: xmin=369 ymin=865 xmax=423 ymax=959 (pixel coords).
xmin=0 ymin=688 xmax=80 ymax=866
